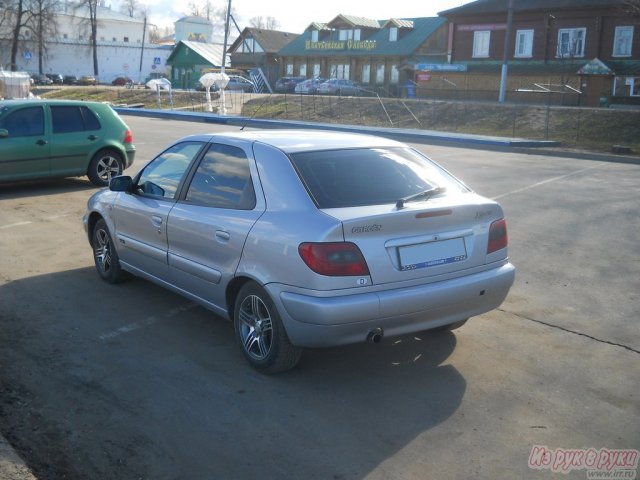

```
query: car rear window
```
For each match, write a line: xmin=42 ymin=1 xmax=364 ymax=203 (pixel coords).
xmin=289 ymin=147 xmax=468 ymax=209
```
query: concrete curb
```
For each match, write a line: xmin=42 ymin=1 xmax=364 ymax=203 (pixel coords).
xmin=114 ymin=108 xmax=640 ymax=165
xmin=0 ymin=434 xmax=36 ymax=480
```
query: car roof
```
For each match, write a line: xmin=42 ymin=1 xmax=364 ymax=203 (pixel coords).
xmin=0 ymin=99 xmax=105 ymax=107
xmin=183 ymin=129 xmax=404 ymax=153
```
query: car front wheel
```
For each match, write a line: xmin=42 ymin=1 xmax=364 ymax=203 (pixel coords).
xmin=92 ymin=218 xmax=127 ymax=284
xmin=88 ymin=149 xmax=123 ymax=186
xmin=234 ymin=282 xmax=302 ymax=374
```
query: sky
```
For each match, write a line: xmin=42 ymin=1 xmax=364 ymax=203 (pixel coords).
xmin=124 ymin=0 xmax=471 ymax=34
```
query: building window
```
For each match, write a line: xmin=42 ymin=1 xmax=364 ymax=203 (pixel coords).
xmin=376 ymin=64 xmax=385 ymax=83
xmin=339 ymin=29 xmax=355 ymax=41
xmin=389 ymin=27 xmax=398 ymax=42
xmin=311 ymin=30 xmax=318 ymax=42
xmin=286 ymin=63 xmax=293 ymax=75
xmin=124 ymin=36 xmax=129 ymax=42
xmin=390 ymin=64 xmax=399 ymax=84
xmin=331 ymin=64 xmax=349 ymax=79
xmin=557 ymin=28 xmax=585 ymax=58
xmin=313 ymin=63 xmax=320 ymax=77
xmin=299 ymin=64 xmax=307 ymax=77
xmin=613 ymin=26 xmax=633 ymax=57
xmin=515 ymin=29 xmax=533 ymax=58
xmin=338 ymin=29 xmax=360 ymax=41
xmin=361 ymin=64 xmax=370 ymax=84
xmin=473 ymin=30 xmax=490 ymax=58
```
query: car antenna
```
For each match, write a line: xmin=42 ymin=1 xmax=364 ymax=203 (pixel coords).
xmin=240 ymin=90 xmax=274 ymax=131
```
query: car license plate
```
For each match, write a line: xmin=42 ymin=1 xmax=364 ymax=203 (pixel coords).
xmin=399 ymin=238 xmax=467 ymax=271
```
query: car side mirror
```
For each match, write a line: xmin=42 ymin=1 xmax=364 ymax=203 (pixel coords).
xmin=109 ymin=175 xmax=133 ymax=192
xmin=0 ymin=129 xmax=8 ymax=139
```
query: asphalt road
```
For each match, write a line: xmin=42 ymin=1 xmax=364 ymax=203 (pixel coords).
xmin=0 ymin=116 xmax=638 ymax=479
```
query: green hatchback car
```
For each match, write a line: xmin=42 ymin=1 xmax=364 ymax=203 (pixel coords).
xmin=0 ymin=99 xmax=135 ymax=186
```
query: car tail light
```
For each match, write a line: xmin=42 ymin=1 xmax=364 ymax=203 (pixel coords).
xmin=487 ymin=218 xmax=508 ymax=254
xmin=299 ymin=242 xmax=370 ymax=276
xmin=123 ymin=129 xmax=133 ymax=144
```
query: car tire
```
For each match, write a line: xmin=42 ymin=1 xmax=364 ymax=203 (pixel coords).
xmin=88 ymin=149 xmax=123 ymax=186
xmin=431 ymin=319 xmax=468 ymax=333
xmin=92 ymin=218 xmax=127 ymax=284
xmin=234 ymin=282 xmax=302 ymax=374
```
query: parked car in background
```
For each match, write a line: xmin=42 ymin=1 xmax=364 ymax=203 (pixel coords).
xmin=275 ymin=76 xmax=305 ymax=93
xmin=294 ymin=78 xmax=326 ymax=94
xmin=0 ymin=99 xmax=135 ymax=186
xmin=46 ymin=73 xmax=64 ymax=85
xmin=83 ymin=130 xmax=514 ymax=374
xmin=78 ymin=75 xmax=97 ymax=86
xmin=225 ymin=75 xmax=254 ymax=92
xmin=30 ymin=73 xmax=53 ymax=85
xmin=317 ymin=79 xmax=361 ymax=96
xmin=63 ymin=75 xmax=79 ymax=85
xmin=112 ymin=76 xmax=132 ymax=86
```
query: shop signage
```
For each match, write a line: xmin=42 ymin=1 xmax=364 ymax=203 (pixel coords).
xmin=415 ymin=63 xmax=467 ymax=72
xmin=305 ymin=39 xmax=377 ymax=51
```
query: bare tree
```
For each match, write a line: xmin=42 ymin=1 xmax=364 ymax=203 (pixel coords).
xmin=119 ymin=0 xmax=139 ymax=17
xmin=27 ymin=0 xmax=60 ymax=73
xmin=249 ymin=16 xmax=280 ymax=30
xmin=8 ymin=0 xmax=31 ymax=70
xmin=188 ymin=0 xmax=214 ymax=20
xmin=75 ymin=0 xmax=99 ymax=76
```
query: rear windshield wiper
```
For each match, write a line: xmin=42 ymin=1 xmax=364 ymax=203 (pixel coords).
xmin=396 ymin=186 xmax=446 ymax=209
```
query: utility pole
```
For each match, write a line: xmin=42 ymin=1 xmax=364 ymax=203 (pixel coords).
xmin=139 ymin=13 xmax=147 ymax=82
xmin=499 ymin=0 xmax=514 ymax=103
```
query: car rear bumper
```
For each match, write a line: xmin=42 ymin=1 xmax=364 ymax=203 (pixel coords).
xmin=125 ymin=148 xmax=136 ymax=169
xmin=268 ymin=262 xmax=515 ymax=347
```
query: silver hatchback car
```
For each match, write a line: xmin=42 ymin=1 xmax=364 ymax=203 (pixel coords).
xmin=83 ymin=130 xmax=515 ymax=373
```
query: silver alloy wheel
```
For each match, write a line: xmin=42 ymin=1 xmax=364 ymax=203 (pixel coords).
xmin=96 ymin=154 xmax=121 ymax=183
xmin=94 ymin=227 xmax=113 ymax=274
xmin=238 ymin=295 xmax=273 ymax=360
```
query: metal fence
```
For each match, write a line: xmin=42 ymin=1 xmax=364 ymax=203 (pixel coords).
xmin=241 ymin=92 xmax=640 ymax=152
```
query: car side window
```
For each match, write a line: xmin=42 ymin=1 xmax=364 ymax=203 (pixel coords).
xmin=0 ymin=107 xmax=44 ymax=137
xmin=51 ymin=106 xmax=101 ymax=133
xmin=136 ymin=142 xmax=204 ymax=200
xmin=185 ymin=143 xmax=256 ymax=209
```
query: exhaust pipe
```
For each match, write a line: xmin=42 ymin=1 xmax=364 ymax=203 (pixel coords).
xmin=367 ymin=328 xmax=384 ymax=344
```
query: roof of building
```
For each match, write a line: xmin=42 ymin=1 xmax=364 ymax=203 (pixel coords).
xmin=228 ymin=28 xmax=299 ymax=54
xmin=58 ymin=2 xmax=143 ymax=23
xmin=279 ymin=16 xmax=447 ymax=58
xmin=439 ymin=0 xmax=629 ymax=16
xmin=306 ymin=22 xmax=331 ymax=31
xmin=166 ymin=40 xmax=226 ymax=67
xmin=382 ymin=19 xmax=415 ymax=29
xmin=326 ymin=14 xmax=381 ymax=29
xmin=175 ymin=15 xmax=213 ymax=25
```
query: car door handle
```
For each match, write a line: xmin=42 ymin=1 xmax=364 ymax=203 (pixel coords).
xmin=151 ymin=215 xmax=163 ymax=227
xmin=36 ymin=139 xmax=48 ymax=146
xmin=215 ymin=230 xmax=230 ymax=241
xmin=88 ymin=135 xmax=98 ymax=141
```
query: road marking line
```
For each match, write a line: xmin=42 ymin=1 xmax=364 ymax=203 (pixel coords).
xmin=99 ymin=303 xmax=198 ymax=340
xmin=492 ymin=163 xmax=606 ymax=200
xmin=0 ymin=221 xmax=33 ymax=229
